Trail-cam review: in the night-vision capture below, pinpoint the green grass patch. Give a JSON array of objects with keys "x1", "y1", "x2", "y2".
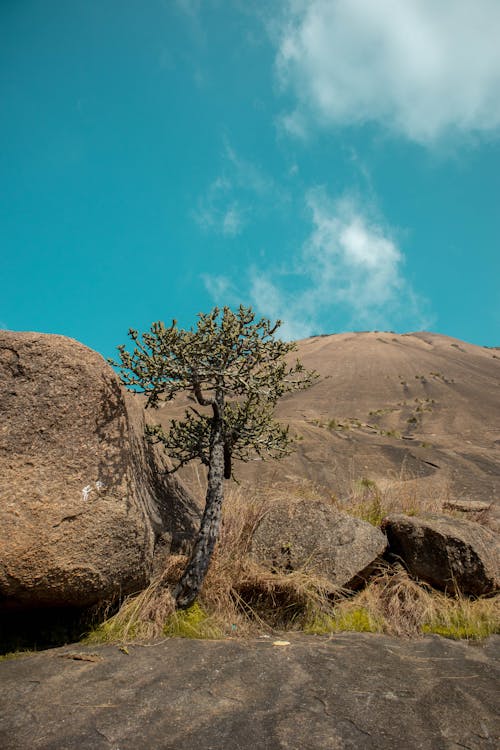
[
  {"x1": 421, "y1": 603, "x2": 500, "y2": 640},
  {"x1": 84, "y1": 617, "x2": 138, "y2": 645},
  {"x1": 304, "y1": 607, "x2": 385, "y2": 635},
  {"x1": 163, "y1": 603, "x2": 222, "y2": 639},
  {"x1": 348, "y1": 478, "x2": 384, "y2": 526}
]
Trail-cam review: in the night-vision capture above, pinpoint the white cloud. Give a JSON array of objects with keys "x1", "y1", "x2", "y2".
[
  {"x1": 304, "y1": 191, "x2": 405, "y2": 316},
  {"x1": 203, "y1": 188, "x2": 428, "y2": 340},
  {"x1": 175, "y1": 0, "x2": 201, "y2": 17},
  {"x1": 223, "y1": 142, "x2": 274, "y2": 196},
  {"x1": 248, "y1": 274, "x2": 316, "y2": 341},
  {"x1": 201, "y1": 274, "x2": 237, "y2": 304},
  {"x1": 222, "y1": 206, "x2": 243, "y2": 236},
  {"x1": 275, "y1": 0, "x2": 500, "y2": 143},
  {"x1": 193, "y1": 175, "x2": 246, "y2": 237},
  {"x1": 193, "y1": 143, "x2": 282, "y2": 236}
]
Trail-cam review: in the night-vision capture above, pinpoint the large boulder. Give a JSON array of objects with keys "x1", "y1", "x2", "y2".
[
  {"x1": 0, "y1": 331, "x2": 197, "y2": 609},
  {"x1": 382, "y1": 513, "x2": 500, "y2": 596},
  {"x1": 250, "y1": 499, "x2": 387, "y2": 589}
]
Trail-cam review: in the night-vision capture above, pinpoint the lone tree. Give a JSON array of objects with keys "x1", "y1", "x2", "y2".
[{"x1": 113, "y1": 306, "x2": 317, "y2": 609}]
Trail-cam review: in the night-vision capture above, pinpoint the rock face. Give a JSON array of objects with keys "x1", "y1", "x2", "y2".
[
  {"x1": 250, "y1": 499, "x2": 387, "y2": 589},
  {"x1": 443, "y1": 499, "x2": 492, "y2": 513},
  {"x1": 0, "y1": 331, "x2": 197, "y2": 609},
  {"x1": 1, "y1": 634, "x2": 498, "y2": 750},
  {"x1": 382, "y1": 513, "x2": 500, "y2": 596}
]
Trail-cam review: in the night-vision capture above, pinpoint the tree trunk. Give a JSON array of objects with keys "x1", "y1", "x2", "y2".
[
  {"x1": 223, "y1": 441, "x2": 232, "y2": 480},
  {"x1": 174, "y1": 400, "x2": 225, "y2": 609}
]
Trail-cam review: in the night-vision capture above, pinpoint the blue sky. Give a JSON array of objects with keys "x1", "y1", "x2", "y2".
[{"x1": 1, "y1": 0, "x2": 499, "y2": 357}]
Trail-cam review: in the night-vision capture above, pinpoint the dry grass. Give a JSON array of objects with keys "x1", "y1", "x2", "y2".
[
  {"x1": 332, "y1": 564, "x2": 500, "y2": 640},
  {"x1": 85, "y1": 481, "x2": 499, "y2": 644},
  {"x1": 188, "y1": 487, "x2": 336, "y2": 634},
  {"x1": 86, "y1": 486, "x2": 336, "y2": 642},
  {"x1": 84, "y1": 576, "x2": 177, "y2": 644},
  {"x1": 339, "y1": 467, "x2": 452, "y2": 526}
]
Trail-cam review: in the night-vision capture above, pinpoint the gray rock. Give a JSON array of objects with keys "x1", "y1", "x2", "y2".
[
  {"x1": 443, "y1": 499, "x2": 492, "y2": 513},
  {"x1": 382, "y1": 512, "x2": 500, "y2": 596},
  {"x1": 0, "y1": 331, "x2": 196, "y2": 609},
  {"x1": 250, "y1": 498, "x2": 387, "y2": 589},
  {"x1": 0, "y1": 634, "x2": 498, "y2": 750}
]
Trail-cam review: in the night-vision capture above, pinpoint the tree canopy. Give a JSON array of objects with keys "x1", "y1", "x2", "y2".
[{"x1": 113, "y1": 305, "x2": 318, "y2": 607}]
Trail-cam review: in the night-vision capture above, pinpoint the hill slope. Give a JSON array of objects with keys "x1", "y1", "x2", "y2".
[{"x1": 147, "y1": 331, "x2": 500, "y2": 509}]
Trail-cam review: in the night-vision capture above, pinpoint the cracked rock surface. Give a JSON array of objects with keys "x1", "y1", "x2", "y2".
[{"x1": 1, "y1": 633, "x2": 498, "y2": 749}]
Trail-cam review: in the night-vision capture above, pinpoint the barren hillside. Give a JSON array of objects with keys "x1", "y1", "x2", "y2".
[{"x1": 145, "y1": 331, "x2": 500, "y2": 509}]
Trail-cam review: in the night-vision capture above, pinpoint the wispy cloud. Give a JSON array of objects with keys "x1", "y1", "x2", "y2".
[
  {"x1": 248, "y1": 273, "x2": 314, "y2": 341},
  {"x1": 203, "y1": 188, "x2": 429, "y2": 340},
  {"x1": 175, "y1": 0, "x2": 201, "y2": 18},
  {"x1": 193, "y1": 142, "x2": 282, "y2": 236},
  {"x1": 223, "y1": 142, "x2": 274, "y2": 196},
  {"x1": 194, "y1": 176, "x2": 246, "y2": 237},
  {"x1": 201, "y1": 273, "x2": 238, "y2": 305},
  {"x1": 275, "y1": 0, "x2": 500, "y2": 144}
]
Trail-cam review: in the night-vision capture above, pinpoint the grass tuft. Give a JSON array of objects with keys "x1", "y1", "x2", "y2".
[
  {"x1": 338, "y1": 466, "x2": 455, "y2": 525},
  {"x1": 304, "y1": 606, "x2": 384, "y2": 635},
  {"x1": 163, "y1": 602, "x2": 222, "y2": 639},
  {"x1": 348, "y1": 477, "x2": 384, "y2": 525},
  {"x1": 338, "y1": 565, "x2": 500, "y2": 639},
  {"x1": 84, "y1": 577, "x2": 176, "y2": 644},
  {"x1": 421, "y1": 596, "x2": 500, "y2": 640}
]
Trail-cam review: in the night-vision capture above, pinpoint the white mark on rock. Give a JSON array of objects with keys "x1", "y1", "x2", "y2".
[
  {"x1": 82, "y1": 485, "x2": 93, "y2": 501},
  {"x1": 383, "y1": 691, "x2": 399, "y2": 701}
]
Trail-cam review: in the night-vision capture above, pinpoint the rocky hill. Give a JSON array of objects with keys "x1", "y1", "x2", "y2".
[{"x1": 149, "y1": 331, "x2": 500, "y2": 512}]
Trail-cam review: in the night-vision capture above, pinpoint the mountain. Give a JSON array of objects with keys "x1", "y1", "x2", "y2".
[{"x1": 146, "y1": 331, "x2": 500, "y2": 511}]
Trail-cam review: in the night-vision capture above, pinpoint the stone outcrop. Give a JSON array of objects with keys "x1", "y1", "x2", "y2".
[
  {"x1": 382, "y1": 512, "x2": 500, "y2": 596},
  {"x1": 2, "y1": 634, "x2": 498, "y2": 750},
  {"x1": 250, "y1": 498, "x2": 387, "y2": 589},
  {"x1": 0, "y1": 330, "x2": 197, "y2": 610},
  {"x1": 443, "y1": 499, "x2": 492, "y2": 513}
]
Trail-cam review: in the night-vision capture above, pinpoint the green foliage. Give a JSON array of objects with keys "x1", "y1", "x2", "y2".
[
  {"x1": 357, "y1": 477, "x2": 378, "y2": 491},
  {"x1": 113, "y1": 306, "x2": 318, "y2": 609},
  {"x1": 163, "y1": 603, "x2": 222, "y2": 639},
  {"x1": 112, "y1": 306, "x2": 317, "y2": 476},
  {"x1": 380, "y1": 429, "x2": 401, "y2": 438},
  {"x1": 84, "y1": 602, "x2": 223, "y2": 642},
  {"x1": 350, "y1": 478, "x2": 384, "y2": 526},
  {"x1": 84, "y1": 619, "x2": 135, "y2": 645},
  {"x1": 304, "y1": 607, "x2": 384, "y2": 635},
  {"x1": 421, "y1": 605, "x2": 500, "y2": 640}
]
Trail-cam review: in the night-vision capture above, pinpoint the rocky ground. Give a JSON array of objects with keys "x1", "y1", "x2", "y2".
[{"x1": 1, "y1": 634, "x2": 498, "y2": 750}]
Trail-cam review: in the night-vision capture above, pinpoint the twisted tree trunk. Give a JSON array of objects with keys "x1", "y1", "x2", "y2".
[{"x1": 174, "y1": 397, "x2": 225, "y2": 609}]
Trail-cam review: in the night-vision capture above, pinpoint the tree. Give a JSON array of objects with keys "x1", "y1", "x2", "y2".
[{"x1": 113, "y1": 305, "x2": 317, "y2": 609}]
